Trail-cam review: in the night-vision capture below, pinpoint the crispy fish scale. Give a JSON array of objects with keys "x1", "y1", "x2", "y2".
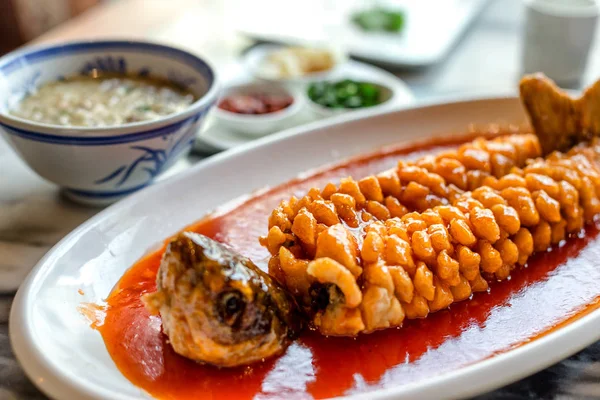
[
  {"x1": 262, "y1": 134, "x2": 542, "y2": 266},
  {"x1": 266, "y1": 124, "x2": 600, "y2": 335},
  {"x1": 287, "y1": 142, "x2": 600, "y2": 335}
]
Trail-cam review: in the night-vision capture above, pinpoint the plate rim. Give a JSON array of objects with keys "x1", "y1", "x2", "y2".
[{"x1": 11, "y1": 93, "x2": 600, "y2": 400}]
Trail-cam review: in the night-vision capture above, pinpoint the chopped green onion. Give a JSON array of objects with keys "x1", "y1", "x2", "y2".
[
  {"x1": 352, "y1": 7, "x2": 405, "y2": 33},
  {"x1": 308, "y1": 80, "x2": 384, "y2": 110}
]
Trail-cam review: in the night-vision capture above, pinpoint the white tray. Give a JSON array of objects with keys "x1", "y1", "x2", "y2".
[
  {"x1": 237, "y1": 0, "x2": 491, "y2": 67},
  {"x1": 197, "y1": 59, "x2": 414, "y2": 151}
]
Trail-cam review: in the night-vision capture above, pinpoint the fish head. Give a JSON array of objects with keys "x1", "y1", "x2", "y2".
[{"x1": 144, "y1": 232, "x2": 301, "y2": 367}]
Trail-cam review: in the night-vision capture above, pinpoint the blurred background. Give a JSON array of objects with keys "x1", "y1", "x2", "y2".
[
  {"x1": 0, "y1": 0, "x2": 99, "y2": 54},
  {"x1": 1, "y1": 0, "x2": 598, "y2": 98}
]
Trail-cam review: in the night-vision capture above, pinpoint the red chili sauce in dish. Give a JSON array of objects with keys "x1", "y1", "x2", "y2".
[
  {"x1": 96, "y1": 131, "x2": 600, "y2": 400},
  {"x1": 218, "y1": 93, "x2": 293, "y2": 115}
]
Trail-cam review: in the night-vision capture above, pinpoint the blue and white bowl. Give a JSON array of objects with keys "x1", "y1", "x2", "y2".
[{"x1": 0, "y1": 40, "x2": 218, "y2": 206}]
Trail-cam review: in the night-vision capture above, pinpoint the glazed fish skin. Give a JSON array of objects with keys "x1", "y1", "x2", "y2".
[{"x1": 143, "y1": 232, "x2": 301, "y2": 367}]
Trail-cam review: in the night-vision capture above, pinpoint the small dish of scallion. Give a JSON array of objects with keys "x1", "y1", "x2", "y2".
[{"x1": 306, "y1": 79, "x2": 394, "y2": 118}]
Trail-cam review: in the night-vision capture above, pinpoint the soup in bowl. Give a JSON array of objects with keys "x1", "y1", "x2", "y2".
[
  {"x1": 10, "y1": 74, "x2": 197, "y2": 127},
  {"x1": 0, "y1": 40, "x2": 218, "y2": 205}
]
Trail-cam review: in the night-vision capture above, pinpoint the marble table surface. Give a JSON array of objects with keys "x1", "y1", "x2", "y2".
[{"x1": 3, "y1": 0, "x2": 600, "y2": 398}]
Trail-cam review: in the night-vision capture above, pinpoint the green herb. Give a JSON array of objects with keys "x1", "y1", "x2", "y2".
[
  {"x1": 352, "y1": 7, "x2": 405, "y2": 33},
  {"x1": 308, "y1": 80, "x2": 384, "y2": 109}
]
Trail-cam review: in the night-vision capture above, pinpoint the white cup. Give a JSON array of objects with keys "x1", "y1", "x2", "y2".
[{"x1": 522, "y1": 0, "x2": 599, "y2": 86}]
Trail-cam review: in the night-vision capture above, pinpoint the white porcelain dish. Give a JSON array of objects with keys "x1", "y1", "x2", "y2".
[
  {"x1": 10, "y1": 94, "x2": 600, "y2": 399},
  {"x1": 199, "y1": 59, "x2": 413, "y2": 150},
  {"x1": 0, "y1": 40, "x2": 218, "y2": 206},
  {"x1": 237, "y1": 0, "x2": 491, "y2": 67},
  {"x1": 212, "y1": 81, "x2": 303, "y2": 137}
]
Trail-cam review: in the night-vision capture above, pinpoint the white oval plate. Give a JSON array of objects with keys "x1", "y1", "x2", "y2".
[{"x1": 11, "y1": 96, "x2": 600, "y2": 400}]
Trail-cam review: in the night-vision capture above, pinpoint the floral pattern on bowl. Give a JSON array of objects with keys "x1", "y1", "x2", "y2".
[{"x1": 94, "y1": 115, "x2": 201, "y2": 188}]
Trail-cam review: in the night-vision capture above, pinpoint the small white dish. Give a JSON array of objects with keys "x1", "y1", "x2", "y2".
[
  {"x1": 244, "y1": 43, "x2": 346, "y2": 86},
  {"x1": 0, "y1": 40, "x2": 218, "y2": 206},
  {"x1": 10, "y1": 95, "x2": 600, "y2": 400},
  {"x1": 522, "y1": 0, "x2": 599, "y2": 86},
  {"x1": 212, "y1": 81, "x2": 303, "y2": 137},
  {"x1": 305, "y1": 80, "x2": 395, "y2": 119},
  {"x1": 199, "y1": 59, "x2": 413, "y2": 151}
]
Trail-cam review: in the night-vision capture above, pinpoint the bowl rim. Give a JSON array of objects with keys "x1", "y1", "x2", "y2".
[
  {"x1": 0, "y1": 40, "x2": 219, "y2": 137},
  {"x1": 213, "y1": 81, "x2": 303, "y2": 123}
]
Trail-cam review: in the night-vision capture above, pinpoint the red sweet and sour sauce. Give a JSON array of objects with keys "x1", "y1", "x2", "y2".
[{"x1": 96, "y1": 132, "x2": 600, "y2": 400}]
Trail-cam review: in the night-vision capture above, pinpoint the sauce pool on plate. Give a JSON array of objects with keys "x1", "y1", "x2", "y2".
[
  {"x1": 94, "y1": 131, "x2": 600, "y2": 399},
  {"x1": 10, "y1": 74, "x2": 195, "y2": 127}
]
